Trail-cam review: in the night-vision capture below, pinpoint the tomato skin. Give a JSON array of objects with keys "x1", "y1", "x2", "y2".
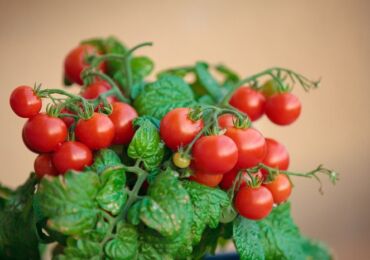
[
  {"x1": 265, "y1": 93, "x2": 301, "y2": 125},
  {"x1": 75, "y1": 113, "x2": 115, "y2": 150},
  {"x1": 263, "y1": 174, "x2": 292, "y2": 204},
  {"x1": 160, "y1": 108, "x2": 204, "y2": 150},
  {"x1": 81, "y1": 80, "x2": 117, "y2": 104},
  {"x1": 34, "y1": 154, "x2": 58, "y2": 178},
  {"x1": 220, "y1": 168, "x2": 263, "y2": 190},
  {"x1": 172, "y1": 152, "x2": 191, "y2": 168},
  {"x1": 52, "y1": 141, "x2": 93, "y2": 174},
  {"x1": 235, "y1": 186, "x2": 273, "y2": 220},
  {"x1": 22, "y1": 113, "x2": 67, "y2": 153},
  {"x1": 192, "y1": 135, "x2": 238, "y2": 174},
  {"x1": 190, "y1": 169, "x2": 223, "y2": 187},
  {"x1": 225, "y1": 127, "x2": 266, "y2": 169},
  {"x1": 261, "y1": 138, "x2": 290, "y2": 177},
  {"x1": 230, "y1": 87, "x2": 266, "y2": 121},
  {"x1": 218, "y1": 113, "x2": 236, "y2": 129},
  {"x1": 64, "y1": 45, "x2": 105, "y2": 85},
  {"x1": 109, "y1": 102, "x2": 138, "y2": 145},
  {"x1": 10, "y1": 86, "x2": 42, "y2": 118}
]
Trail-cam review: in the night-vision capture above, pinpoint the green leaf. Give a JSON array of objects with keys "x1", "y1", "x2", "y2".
[
  {"x1": 62, "y1": 237, "x2": 102, "y2": 259},
  {"x1": 157, "y1": 66, "x2": 194, "y2": 79},
  {"x1": 81, "y1": 37, "x2": 107, "y2": 52},
  {"x1": 127, "y1": 118, "x2": 164, "y2": 170},
  {"x1": 104, "y1": 36, "x2": 127, "y2": 74},
  {"x1": 134, "y1": 75, "x2": 196, "y2": 119},
  {"x1": 35, "y1": 171, "x2": 101, "y2": 235},
  {"x1": 195, "y1": 62, "x2": 223, "y2": 102},
  {"x1": 104, "y1": 223, "x2": 138, "y2": 260},
  {"x1": 128, "y1": 169, "x2": 192, "y2": 238},
  {"x1": 233, "y1": 202, "x2": 330, "y2": 260},
  {"x1": 88, "y1": 149, "x2": 122, "y2": 174},
  {"x1": 132, "y1": 56, "x2": 154, "y2": 80},
  {"x1": 215, "y1": 64, "x2": 240, "y2": 84},
  {"x1": 96, "y1": 167, "x2": 127, "y2": 215},
  {"x1": 182, "y1": 181, "x2": 230, "y2": 245}
]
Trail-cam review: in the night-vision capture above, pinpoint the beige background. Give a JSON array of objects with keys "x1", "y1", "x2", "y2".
[{"x1": 0, "y1": 0, "x2": 369, "y2": 258}]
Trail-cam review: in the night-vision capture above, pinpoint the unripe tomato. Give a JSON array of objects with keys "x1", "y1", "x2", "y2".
[
  {"x1": 263, "y1": 174, "x2": 292, "y2": 204},
  {"x1": 10, "y1": 86, "x2": 42, "y2": 118},
  {"x1": 160, "y1": 108, "x2": 204, "y2": 151},
  {"x1": 190, "y1": 169, "x2": 223, "y2": 187},
  {"x1": 22, "y1": 113, "x2": 67, "y2": 153},
  {"x1": 218, "y1": 113, "x2": 236, "y2": 129},
  {"x1": 52, "y1": 141, "x2": 93, "y2": 174},
  {"x1": 34, "y1": 154, "x2": 58, "y2": 178},
  {"x1": 172, "y1": 152, "x2": 191, "y2": 168},
  {"x1": 192, "y1": 135, "x2": 238, "y2": 175},
  {"x1": 64, "y1": 45, "x2": 105, "y2": 85},
  {"x1": 261, "y1": 138, "x2": 290, "y2": 177},
  {"x1": 230, "y1": 87, "x2": 266, "y2": 121},
  {"x1": 75, "y1": 112, "x2": 115, "y2": 150},
  {"x1": 265, "y1": 93, "x2": 301, "y2": 125},
  {"x1": 235, "y1": 186, "x2": 273, "y2": 220},
  {"x1": 225, "y1": 127, "x2": 266, "y2": 169},
  {"x1": 109, "y1": 102, "x2": 138, "y2": 145}
]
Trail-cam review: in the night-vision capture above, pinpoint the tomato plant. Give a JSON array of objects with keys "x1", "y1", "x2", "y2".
[
  {"x1": 261, "y1": 138, "x2": 290, "y2": 177},
  {"x1": 81, "y1": 80, "x2": 117, "y2": 103},
  {"x1": 109, "y1": 102, "x2": 138, "y2": 145},
  {"x1": 220, "y1": 168, "x2": 263, "y2": 190},
  {"x1": 10, "y1": 86, "x2": 42, "y2": 118},
  {"x1": 160, "y1": 107, "x2": 203, "y2": 150},
  {"x1": 34, "y1": 154, "x2": 58, "y2": 178},
  {"x1": 190, "y1": 169, "x2": 223, "y2": 187},
  {"x1": 218, "y1": 113, "x2": 236, "y2": 129},
  {"x1": 265, "y1": 93, "x2": 301, "y2": 125},
  {"x1": 263, "y1": 174, "x2": 292, "y2": 204},
  {"x1": 75, "y1": 112, "x2": 115, "y2": 150},
  {"x1": 22, "y1": 113, "x2": 67, "y2": 153}
]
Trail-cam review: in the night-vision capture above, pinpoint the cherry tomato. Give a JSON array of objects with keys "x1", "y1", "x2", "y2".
[
  {"x1": 160, "y1": 108, "x2": 204, "y2": 150},
  {"x1": 192, "y1": 135, "x2": 238, "y2": 174},
  {"x1": 34, "y1": 154, "x2": 58, "y2": 178},
  {"x1": 190, "y1": 169, "x2": 223, "y2": 187},
  {"x1": 64, "y1": 45, "x2": 105, "y2": 85},
  {"x1": 81, "y1": 80, "x2": 117, "y2": 103},
  {"x1": 75, "y1": 112, "x2": 115, "y2": 150},
  {"x1": 235, "y1": 185, "x2": 273, "y2": 220},
  {"x1": 22, "y1": 113, "x2": 67, "y2": 153},
  {"x1": 265, "y1": 93, "x2": 301, "y2": 125},
  {"x1": 229, "y1": 87, "x2": 266, "y2": 121},
  {"x1": 10, "y1": 86, "x2": 42, "y2": 118},
  {"x1": 172, "y1": 152, "x2": 191, "y2": 168},
  {"x1": 263, "y1": 174, "x2": 292, "y2": 204},
  {"x1": 109, "y1": 102, "x2": 138, "y2": 145},
  {"x1": 225, "y1": 127, "x2": 266, "y2": 169},
  {"x1": 220, "y1": 168, "x2": 263, "y2": 190},
  {"x1": 60, "y1": 108, "x2": 76, "y2": 128},
  {"x1": 261, "y1": 138, "x2": 290, "y2": 177},
  {"x1": 218, "y1": 113, "x2": 236, "y2": 129},
  {"x1": 52, "y1": 141, "x2": 93, "y2": 174}
]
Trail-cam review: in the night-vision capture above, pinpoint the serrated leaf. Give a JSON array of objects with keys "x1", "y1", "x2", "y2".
[
  {"x1": 195, "y1": 62, "x2": 223, "y2": 102},
  {"x1": 88, "y1": 149, "x2": 122, "y2": 174},
  {"x1": 104, "y1": 223, "x2": 138, "y2": 260},
  {"x1": 128, "y1": 118, "x2": 164, "y2": 170},
  {"x1": 182, "y1": 181, "x2": 230, "y2": 245},
  {"x1": 96, "y1": 167, "x2": 127, "y2": 215},
  {"x1": 62, "y1": 237, "x2": 102, "y2": 259},
  {"x1": 36, "y1": 171, "x2": 101, "y2": 235},
  {"x1": 134, "y1": 75, "x2": 196, "y2": 119}
]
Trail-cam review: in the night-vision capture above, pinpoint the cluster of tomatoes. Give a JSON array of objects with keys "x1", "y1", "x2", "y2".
[{"x1": 160, "y1": 83, "x2": 298, "y2": 220}]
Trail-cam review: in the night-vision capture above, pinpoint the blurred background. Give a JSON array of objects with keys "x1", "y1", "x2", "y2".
[{"x1": 0, "y1": 0, "x2": 369, "y2": 258}]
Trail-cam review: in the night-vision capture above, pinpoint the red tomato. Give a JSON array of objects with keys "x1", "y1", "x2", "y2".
[
  {"x1": 261, "y1": 138, "x2": 290, "y2": 177},
  {"x1": 75, "y1": 112, "x2": 115, "y2": 150},
  {"x1": 218, "y1": 113, "x2": 236, "y2": 129},
  {"x1": 64, "y1": 45, "x2": 105, "y2": 85},
  {"x1": 22, "y1": 113, "x2": 67, "y2": 153},
  {"x1": 192, "y1": 135, "x2": 238, "y2": 174},
  {"x1": 52, "y1": 141, "x2": 93, "y2": 174},
  {"x1": 229, "y1": 87, "x2": 266, "y2": 121},
  {"x1": 10, "y1": 86, "x2": 42, "y2": 118},
  {"x1": 263, "y1": 174, "x2": 292, "y2": 204},
  {"x1": 34, "y1": 154, "x2": 58, "y2": 178},
  {"x1": 225, "y1": 127, "x2": 266, "y2": 169},
  {"x1": 109, "y1": 102, "x2": 138, "y2": 145},
  {"x1": 60, "y1": 108, "x2": 76, "y2": 128},
  {"x1": 160, "y1": 108, "x2": 204, "y2": 150},
  {"x1": 265, "y1": 93, "x2": 301, "y2": 125},
  {"x1": 81, "y1": 80, "x2": 117, "y2": 103},
  {"x1": 220, "y1": 168, "x2": 263, "y2": 190},
  {"x1": 190, "y1": 169, "x2": 223, "y2": 187},
  {"x1": 235, "y1": 185, "x2": 273, "y2": 220}
]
